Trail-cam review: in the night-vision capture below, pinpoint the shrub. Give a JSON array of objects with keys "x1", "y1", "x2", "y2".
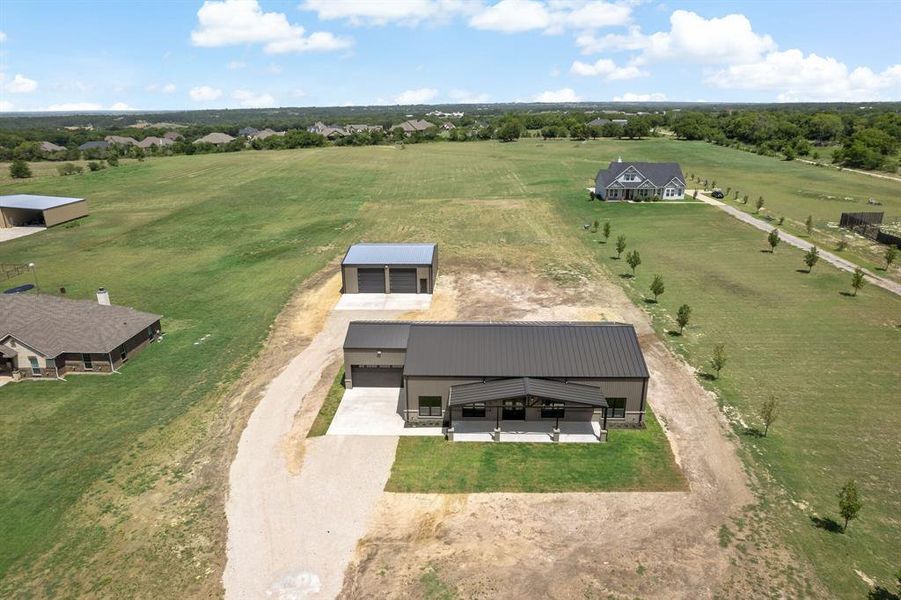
[
  {"x1": 87, "y1": 161, "x2": 105, "y2": 172},
  {"x1": 57, "y1": 163, "x2": 83, "y2": 176},
  {"x1": 10, "y1": 159, "x2": 31, "y2": 179}
]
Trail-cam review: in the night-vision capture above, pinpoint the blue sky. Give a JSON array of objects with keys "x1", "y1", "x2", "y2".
[{"x1": 1, "y1": 0, "x2": 899, "y2": 111}]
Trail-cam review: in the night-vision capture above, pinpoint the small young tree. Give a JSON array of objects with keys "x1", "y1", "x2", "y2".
[
  {"x1": 591, "y1": 218, "x2": 599, "y2": 233},
  {"x1": 602, "y1": 221, "x2": 611, "y2": 242},
  {"x1": 884, "y1": 246, "x2": 898, "y2": 270},
  {"x1": 9, "y1": 159, "x2": 31, "y2": 179},
  {"x1": 649, "y1": 274, "x2": 665, "y2": 301},
  {"x1": 836, "y1": 237, "x2": 848, "y2": 251},
  {"x1": 626, "y1": 249, "x2": 641, "y2": 276},
  {"x1": 778, "y1": 216, "x2": 785, "y2": 226},
  {"x1": 733, "y1": 190, "x2": 740, "y2": 201},
  {"x1": 755, "y1": 196, "x2": 765, "y2": 214},
  {"x1": 703, "y1": 178, "x2": 708, "y2": 190},
  {"x1": 711, "y1": 180, "x2": 717, "y2": 189},
  {"x1": 615, "y1": 234, "x2": 627, "y2": 258},
  {"x1": 837, "y1": 480, "x2": 862, "y2": 532},
  {"x1": 725, "y1": 186, "x2": 731, "y2": 197},
  {"x1": 692, "y1": 190, "x2": 698, "y2": 200},
  {"x1": 804, "y1": 246, "x2": 820, "y2": 273},
  {"x1": 676, "y1": 304, "x2": 691, "y2": 334},
  {"x1": 759, "y1": 395, "x2": 778, "y2": 436},
  {"x1": 107, "y1": 155, "x2": 119, "y2": 167},
  {"x1": 742, "y1": 194, "x2": 749, "y2": 205},
  {"x1": 710, "y1": 343, "x2": 727, "y2": 378},
  {"x1": 768, "y1": 228, "x2": 781, "y2": 253},
  {"x1": 805, "y1": 215, "x2": 814, "y2": 236},
  {"x1": 851, "y1": 267, "x2": 866, "y2": 296}
]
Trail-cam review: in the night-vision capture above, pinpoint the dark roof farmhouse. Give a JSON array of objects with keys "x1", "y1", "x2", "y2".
[
  {"x1": 341, "y1": 243, "x2": 438, "y2": 294},
  {"x1": 0, "y1": 194, "x2": 88, "y2": 228},
  {"x1": 0, "y1": 291, "x2": 162, "y2": 379},
  {"x1": 595, "y1": 160, "x2": 685, "y2": 201},
  {"x1": 343, "y1": 321, "x2": 649, "y2": 430}
]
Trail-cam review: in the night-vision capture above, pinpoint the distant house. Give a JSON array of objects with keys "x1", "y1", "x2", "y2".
[
  {"x1": 39, "y1": 141, "x2": 67, "y2": 153},
  {"x1": 78, "y1": 141, "x2": 109, "y2": 151},
  {"x1": 441, "y1": 122, "x2": 456, "y2": 130},
  {"x1": 345, "y1": 124, "x2": 383, "y2": 134},
  {"x1": 0, "y1": 194, "x2": 89, "y2": 228},
  {"x1": 136, "y1": 136, "x2": 175, "y2": 149},
  {"x1": 587, "y1": 118, "x2": 610, "y2": 127},
  {"x1": 104, "y1": 135, "x2": 139, "y2": 147},
  {"x1": 162, "y1": 131, "x2": 183, "y2": 141},
  {"x1": 0, "y1": 291, "x2": 161, "y2": 379},
  {"x1": 238, "y1": 127, "x2": 259, "y2": 137},
  {"x1": 251, "y1": 128, "x2": 286, "y2": 141},
  {"x1": 594, "y1": 160, "x2": 685, "y2": 201},
  {"x1": 611, "y1": 119, "x2": 628, "y2": 126},
  {"x1": 395, "y1": 119, "x2": 434, "y2": 134},
  {"x1": 194, "y1": 132, "x2": 236, "y2": 145}
]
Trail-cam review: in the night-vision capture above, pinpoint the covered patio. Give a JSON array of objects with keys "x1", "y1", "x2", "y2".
[{"x1": 445, "y1": 377, "x2": 610, "y2": 443}]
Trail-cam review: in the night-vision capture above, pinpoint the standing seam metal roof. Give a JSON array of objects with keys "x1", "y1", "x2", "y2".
[
  {"x1": 343, "y1": 321, "x2": 412, "y2": 349},
  {"x1": 448, "y1": 377, "x2": 607, "y2": 407},
  {"x1": 342, "y1": 243, "x2": 436, "y2": 266},
  {"x1": 0, "y1": 195, "x2": 84, "y2": 210}
]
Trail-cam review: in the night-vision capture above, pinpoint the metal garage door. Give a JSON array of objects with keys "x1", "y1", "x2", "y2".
[
  {"x1": 352, "y1": 366, "x2": 403, "y2": 387},
  {"x1": 388, "y1": 268, "x2": 417, "y2": 293},
  {"x1": 357, "y1": 268, "x2": 386, "y2": 293}
]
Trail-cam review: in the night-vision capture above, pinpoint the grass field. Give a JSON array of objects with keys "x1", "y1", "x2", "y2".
[
  {"x1": 387, "y1": 410, "x2": 685, "y2": 493},
  {"x1": 0, "y1": 139, "x2": 898, "y2": 597}
]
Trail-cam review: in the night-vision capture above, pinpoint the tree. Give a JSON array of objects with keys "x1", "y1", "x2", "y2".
[
  {"x1": 837, "y1": 480, "x2": 862, "y2": 532},
  {"x1": 602, "y1": 221, "x2": 611, "y2": 242},
  {"x1": 768, "y1": 228, "x2": 781, "y2": 253},
  {"x1": 9, "y1": 159, "x2": 31, "y2": 179},
  {"x1": 710, "y1": 343, "x2": 727, "y2": 378},
  {"x1": 805, "y1": 215, "x2": 814, "y2": 236},
  {"x1": 885, "y1": 246, "x2": 898, "y2": 270},
  {"x1": 804, "y1": 246, "x2": 819, "y2": 273},
  {"x1": 755, "y1": 196, "x2": 765, "y2": 213},
  {"x1": 626, "y1": 250, "x2": 641, "y2": 276},
  {"x1": 676, "y1": 304, "x2": 691, "y2": 334},
  {"x1": 649, "y1": 274, "x2": 665, "y2": 301},
  {"x1": 591, "y1": 218, "x2": 599, "y2": 233},
  {"x1": 742, "y1": 194, "x2": 749, "y2": 205},
  {"x1": 107, "y1": 155, "x2": 119, "y2": 167},
  {"x1": 615, "y1": 234, "x2": 627, "y2": 258},
  {"x1": 759, "y1": 396, "x2": 778, "y2": 436},
  {"x1": 851, "y1": 267, "x2": 866, "y2": 296},
  {"x1": 496, "y1": 120, "x2": 523, "y2": 142}
]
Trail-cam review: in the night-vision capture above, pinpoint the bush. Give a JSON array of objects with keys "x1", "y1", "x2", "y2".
[
  {"x1": 107, "y1": 155, "x2": 119, "y2": 167},
  {"x1": 87, "y1": 161, "x2": 105, "y2": 172},
  {"x1": 9, "y1": 159, "x2": 32, "y2": 179},
  {"x1": 57, "y1": 163, "x2": 83, "y2": 176}
]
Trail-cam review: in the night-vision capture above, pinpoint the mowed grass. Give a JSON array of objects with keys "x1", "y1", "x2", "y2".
[
  {"x1": 0, "y1": 139, "x2": 897, "y2": 597},
  {"x1": 559, "y1": 199, "x2": 901, "y2": 597},
  {"x1": 387, "y1": 410, "x2": 685, "y2": 493}
]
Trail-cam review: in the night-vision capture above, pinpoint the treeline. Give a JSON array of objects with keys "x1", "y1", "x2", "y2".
[{"x1": 669, "y1": 110, "x2": 901, "y2": 170}]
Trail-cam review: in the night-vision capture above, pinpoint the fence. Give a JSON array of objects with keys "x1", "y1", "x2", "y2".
[{"x1": 839, "y1": 212, "x2": 901, "y2": 248}]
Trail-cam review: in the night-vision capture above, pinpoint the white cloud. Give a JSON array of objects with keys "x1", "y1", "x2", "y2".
[
  {"x1": 265, "y1": 64, "x2": 283, "y2": 75},
  {"x1": 394, "y1": 87, "x2": 439, "y2": 104},
  {"x1": 448, "y1": 88, "x2": 490, "y2": 103},
  {"x1": 470, "y1": 0, "x2": 630, "y2": 34},
  {"x1": 190, "y1": 85, "x2": 223, "y2": 101},
  {"x1": 533, "y1": 87, "x2": 582, "y2": 102},
  {"x1": 302, "y1": 0, "x2": 472, "y2": 26},
  {"x1": 0, "y1": 100, "x2": 13, "y2": 111},
  {"x1": 43, "y1": 102, "x2": 103, "y2": 111},
  {"x1": 570, "y1": 58, "x2": 645, "y2": 80},
  {"x1": 109, "y1": 102, "x2": 133, "y2": 111},
  {"x1": 0, "y1": 31, "x2": 6, "y2": 42},
  {"x1": 6, "y1": 73, "x2": 38, "y2": 93},
  {"x1": 612, "y1": 92, "x2": 667, "y2": 101},
  {"x1": 227, "y1": 60, "x2": 247, "y2": 70},
  {"x1": 708, "y1": 50, "x2": 901, "y2": 101},
  {"x1": 191, "y1": 0, "x2": 351, "y2": 54},
  {"x1": 163, "y1": 83, "x2": 176, "y2": 93},
  {"x1": 233, "y1": 89, "x2": 277, "y2": 108},
  {"x1": 576, "y1": 25, "x2": 646, "y2": 54},
  {"x1": 292, "y1": 88, "x2": 307, "y2": 98}
]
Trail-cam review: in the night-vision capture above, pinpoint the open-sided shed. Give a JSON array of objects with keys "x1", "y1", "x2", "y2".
[{"x1": 0, "y1": 195, "x2": 88, "y2": 228}]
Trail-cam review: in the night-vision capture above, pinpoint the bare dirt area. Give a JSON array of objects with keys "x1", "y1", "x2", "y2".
[{"x1": 336, "y1": 264, "x2": 812, "y2": 599}]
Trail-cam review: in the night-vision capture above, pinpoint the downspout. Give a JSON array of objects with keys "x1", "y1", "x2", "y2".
[
  {"x1": 109, "y1": 352, "x2": 119, "y2": 374},
  {"x1": 638, "y1": 378, "x2": 647, "y2": 425}
]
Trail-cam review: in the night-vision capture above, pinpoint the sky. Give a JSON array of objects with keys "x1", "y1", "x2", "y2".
[{"x1": 0, "y1": 0, "x2": 900, "y2": 112}]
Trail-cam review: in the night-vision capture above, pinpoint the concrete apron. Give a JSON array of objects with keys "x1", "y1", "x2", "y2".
[
  {"x1": 450, "y1": 420, "x2": 603, "y2": 443},
  {"x1": 335, "y1": 293, "x2": 432, "y2": 311}
]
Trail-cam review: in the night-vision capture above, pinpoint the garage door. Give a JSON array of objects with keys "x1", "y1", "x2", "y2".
[
  {"x1": 388, "y1": 268, "x2": 417, "y2": 293},
  {"x1": 357, "y1": 268, "x2": 386, "y2": 293},
  {"x1": 352, "y1": 366, "x2": 403, "y2": 387}
]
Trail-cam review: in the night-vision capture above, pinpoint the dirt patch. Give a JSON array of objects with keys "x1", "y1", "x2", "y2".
[{"x1": 337, "y1": 262, "x2": 819, "y2": 599}]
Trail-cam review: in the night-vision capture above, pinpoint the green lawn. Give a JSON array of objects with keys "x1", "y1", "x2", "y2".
[
  {"x1": 0, "y1": 139, "x2": 898, "y2": 597},
  {"x1": 387, "y1": 410, "x2": 685, "y2": 493}
]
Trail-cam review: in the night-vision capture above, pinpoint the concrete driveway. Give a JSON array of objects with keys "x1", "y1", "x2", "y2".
[
  {"x1": 0, "y1": 226, "x2": 44, "y2": 243},
  {"x1": 335, "y1": 293, "x2": 432, "y2": 311},
  {"x1": 327, "y1": 387, "x2": 443, "y2": 436}
]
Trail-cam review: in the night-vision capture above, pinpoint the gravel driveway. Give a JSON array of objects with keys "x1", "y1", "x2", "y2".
[
  {"x1": 695, "y1": 190, "x2": 901, "y2": 296},
  {"x1": 223, "y1": 308, "x2": 404, "y2": 599}
]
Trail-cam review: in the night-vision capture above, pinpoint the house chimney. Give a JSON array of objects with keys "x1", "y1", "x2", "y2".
[{"x1": 96, "y1": 287, "x2": 110, "y2": 305}]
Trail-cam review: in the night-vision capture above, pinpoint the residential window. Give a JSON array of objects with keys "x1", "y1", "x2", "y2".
[
  {"x1": 28, "y1": 356, "x2": 41, "y2": 377},
  {"x1": 540, "y1": 401, "x2": 565, "y2": 419},
  {"x1": 418, "y1": 396, "x2": 442, "y2": 417},
  {"x1": 607, "y1": 398, "x2": 627, "y2": 418},
  {"x1": 120, "y1": 346, "x2": 128, "y2": 362},
  {"x1": 83, "y1": 353, "x2": 93, "y2": 371},
  {"x1": 677, "y1": 188, "x2": 684, "y2": 196},
  {"x1": 461, "y1": 402, "x2": 486, "y2": 418}
]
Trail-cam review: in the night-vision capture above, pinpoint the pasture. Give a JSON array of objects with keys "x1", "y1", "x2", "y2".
[{"x1": 0, "y1": 139, "x2": 897, "y2": 598}]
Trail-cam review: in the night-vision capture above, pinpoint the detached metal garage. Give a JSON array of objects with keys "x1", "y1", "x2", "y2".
[
  {"x1": 341, "y1": 243, "x2": 438, "y2": 294},
  {"x1": 0, "y1": 195, "x2": 88, "y2": 229}
]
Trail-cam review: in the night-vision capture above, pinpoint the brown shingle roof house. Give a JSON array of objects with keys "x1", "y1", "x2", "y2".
[
  {"x1": 194, "y1": 132, "x2": 236, "y2": 145},
  {"x1": 0, "y1": 291, "x2": 162, "y2": 379}
]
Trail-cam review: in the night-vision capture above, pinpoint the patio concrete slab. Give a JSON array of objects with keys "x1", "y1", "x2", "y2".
[
  {"x1": 0, "y1": 226, "x2": 44, "y2": 243},
  {"x1": 335, "y1": 293, "x2": 432, "y2": 311},
  {"x1": 327, "y1": 387, "x2": 443, "y2": 437},
  {"x1": 452, "y1": 420, "x2": 601, "y2": 443}
]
